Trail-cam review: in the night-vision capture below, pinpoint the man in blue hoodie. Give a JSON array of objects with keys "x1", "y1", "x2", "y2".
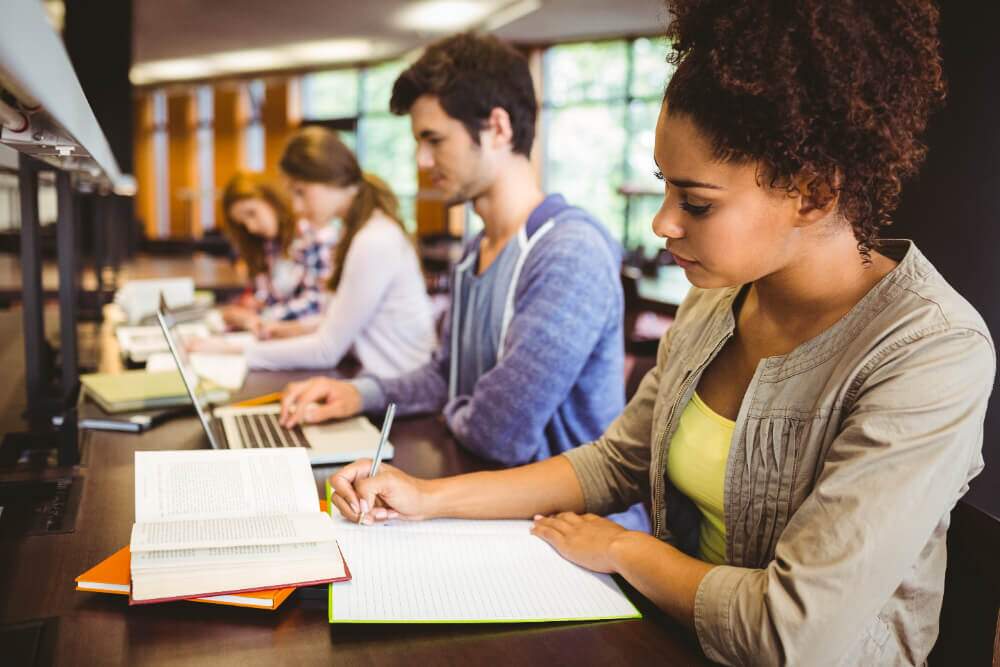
[{"x1": 280, "y1": 33, "x2": 639, "y2": 526}]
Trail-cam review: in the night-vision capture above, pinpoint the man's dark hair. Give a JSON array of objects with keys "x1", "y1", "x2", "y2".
[{"x1": 390, "y1": 32, "x2": 538, "y2": 157}]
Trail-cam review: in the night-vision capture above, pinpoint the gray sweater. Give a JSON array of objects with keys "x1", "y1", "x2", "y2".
[{"x1": 354, "y1": 194, "x2": 626, "y2": 466}]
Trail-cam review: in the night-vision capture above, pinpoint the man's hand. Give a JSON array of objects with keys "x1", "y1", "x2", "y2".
[{"x1": 279, "y1": 377, "x2": 363, "y2": 427}]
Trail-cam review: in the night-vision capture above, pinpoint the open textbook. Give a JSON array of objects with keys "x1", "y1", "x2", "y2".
[
  {"x1": 326, "y1": 485, "x2": 640, "y2": 623},
  {"x1": 130, "y1": 448, "x2": 349, "y2": 604}
]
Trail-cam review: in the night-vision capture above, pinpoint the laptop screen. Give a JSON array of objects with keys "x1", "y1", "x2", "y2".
[{"x1": 155, "y1": 295, "x2": 223, "y2": 449}]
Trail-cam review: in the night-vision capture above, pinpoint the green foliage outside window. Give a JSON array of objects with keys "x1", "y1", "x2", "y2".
[
  {"x1": 362, "y1": 60, "x2": 409, "y2": 114},
  {"x1": 544, "y1": 37, "x2": 674, "y2": 256},
  {"x1": 545, "y1": 41, "x2": 628, "y2": 105},
  {"x1": 359, "y1": 113, "x2": 417, "y2": 232},
  {"x1": 632, "y1": 36, "x2": 674, "y2": 99},
  {"x1": 301, "y1": 68, "x2": 359, "y2": 120},
  {"x1": 545, "y1": 104, "x2": 627, "y2": 240}
]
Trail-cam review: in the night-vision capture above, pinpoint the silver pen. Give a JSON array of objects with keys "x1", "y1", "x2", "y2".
[{"x1": 358, "y1": 402, "x2": 396, "y2": 525}]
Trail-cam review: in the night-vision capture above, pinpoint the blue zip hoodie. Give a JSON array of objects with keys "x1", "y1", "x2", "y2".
[{"x1": 353, "y1": 195, "x2": 625, "y2": 466}]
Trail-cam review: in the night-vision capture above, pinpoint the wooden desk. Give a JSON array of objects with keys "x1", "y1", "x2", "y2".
[{"x1": 0, "y1": 317, "x2": 709, "y2": 665}]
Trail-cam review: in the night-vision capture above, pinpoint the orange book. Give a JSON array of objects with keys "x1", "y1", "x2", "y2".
[
  {"x1": 75, "y1": 547, "x2": 296, "y2": 610},
  {"x1": 76, "y1": 500, "x2": 332, "y2": 610}
]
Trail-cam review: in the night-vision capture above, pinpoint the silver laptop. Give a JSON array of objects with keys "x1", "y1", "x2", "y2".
[{"x1": 155, "y1": 297, "x2": 393, "y2": 466}]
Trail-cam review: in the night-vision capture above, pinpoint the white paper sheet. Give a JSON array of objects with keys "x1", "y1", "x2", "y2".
[
  {"x1": 144, "y1": 352, "x2": 177, "y2": 372},
  {"x1": 189, "y1": 352, "x2": 248, "y2": 390},
  {"x1": 329, "y1": 517, "x2": 640, "y2": 623}
]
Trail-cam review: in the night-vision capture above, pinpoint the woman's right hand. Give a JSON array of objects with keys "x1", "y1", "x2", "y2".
[{"x1": 328, "y1": 460, "x2": 435, "y2": 524}]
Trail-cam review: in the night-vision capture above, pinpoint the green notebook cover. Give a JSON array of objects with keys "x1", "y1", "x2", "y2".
[
  {"x1": 80, "y1": 370, "x2": 227, "y2": 414},
  {"x1": 326, "y1": 481, "x2": 642, "y2": 624}
]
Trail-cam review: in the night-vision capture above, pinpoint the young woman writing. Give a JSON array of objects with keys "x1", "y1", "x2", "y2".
[{"x1": 322, "y1": 2, "x2": 994, "y2": 664}]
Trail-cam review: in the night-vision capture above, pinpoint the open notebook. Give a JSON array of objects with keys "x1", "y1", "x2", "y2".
[{"x1": 326, "y1": 483, "x2": 640, "y2": 623}]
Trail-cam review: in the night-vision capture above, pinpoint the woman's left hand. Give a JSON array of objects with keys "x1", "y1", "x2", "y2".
[{"x1": 530, "y1": 512, "x2": 626, "y2": 574}]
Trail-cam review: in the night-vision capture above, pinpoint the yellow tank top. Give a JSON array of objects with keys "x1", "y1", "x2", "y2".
[{"x1": 666, "y1": 391, "x2": 735, "y2": 565}]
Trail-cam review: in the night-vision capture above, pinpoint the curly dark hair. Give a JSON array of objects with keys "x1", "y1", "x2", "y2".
[
  {"x1": 390, "y1": 32, "x2": 537, "y2": 157},
  {"x1": 663, "y1": 0, "x2": 946, "y2": 258}
]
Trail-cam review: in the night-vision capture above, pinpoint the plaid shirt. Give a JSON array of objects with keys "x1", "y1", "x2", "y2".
[{"x1": 255, "y1": 220, "x2": 338, "y2": 321}]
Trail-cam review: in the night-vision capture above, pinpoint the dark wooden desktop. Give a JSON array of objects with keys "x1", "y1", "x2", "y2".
[{"x1": 0, "y1": 310, "x2": 709, "y2": 665}]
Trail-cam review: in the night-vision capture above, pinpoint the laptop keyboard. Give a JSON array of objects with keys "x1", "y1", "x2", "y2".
[{"x1": 233, "y1": 413, "x2": 310, "y2": 449}]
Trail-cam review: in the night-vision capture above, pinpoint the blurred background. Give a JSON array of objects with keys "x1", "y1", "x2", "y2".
[{"x1": 1, "y1": 0, "x2": 675, "y2": 261}]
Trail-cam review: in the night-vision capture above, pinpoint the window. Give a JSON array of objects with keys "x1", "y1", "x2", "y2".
[
  {"x1": 543, "y1": 37, "x2": 675, "y2": 255},
  {"x1": 195, "y1": 85, "x2": 215, "y2": 230},
  {"x1": 244, "y1": 80, "x2": 266, "y2": 172},
  {"x1": 301, "y1": 68, "x2": 359, "y2": 120},
  {"x1": 358, "y1": 61, "x2": 416, "y2": 229},
  {"x1": 152, "y1": 89, "x2": 170, "y2": 237},
  {"x1": 300, "y1": 60, "x2": 417, "y2": 231},
  {"x1": 300, "y1": 43, "x2": 675, "y2": 243}
]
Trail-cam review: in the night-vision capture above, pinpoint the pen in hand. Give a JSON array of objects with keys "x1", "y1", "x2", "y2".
[{"x1": 358, "y1": 402, "x2": 396, "y2": 525}]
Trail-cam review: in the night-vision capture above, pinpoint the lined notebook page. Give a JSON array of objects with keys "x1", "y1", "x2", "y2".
[{"x1": 329, "y1": 517, "x2": 640, "y2": 623}]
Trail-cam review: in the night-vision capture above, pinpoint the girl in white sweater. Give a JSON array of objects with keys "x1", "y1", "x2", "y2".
[{"x1": 193, "y1": 126, "x2": 436, "y2": 378}]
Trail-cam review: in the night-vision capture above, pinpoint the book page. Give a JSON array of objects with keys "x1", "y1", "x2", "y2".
[
  {"x1": 134, "y1": 449, "x2": 317, "y2": 522},
  {"x1": 130, "y1": 512, "x2": 335, "y2": 552},
  {"x1": 131, "y1": 539, "x2": 340, "y2": 571},
  {"x1": 329, "y1": 517, "x2": 640, "y2": 623}
]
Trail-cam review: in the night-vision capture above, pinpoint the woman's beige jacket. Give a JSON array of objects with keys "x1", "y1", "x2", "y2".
[{"x1": 565, "y1": 241, "x2": 995, "y2": 666}]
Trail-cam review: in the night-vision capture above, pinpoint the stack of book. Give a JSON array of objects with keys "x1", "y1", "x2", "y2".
[
  {"x1": 76, "y1": 448, "x2": 349, "y2": 611},
  {"x1": 76, "y1": 546, "x2": 297, "y2": 610}
]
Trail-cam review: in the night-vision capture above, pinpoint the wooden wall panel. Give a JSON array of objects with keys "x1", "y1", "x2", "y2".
[
  {"x1": 415, "y1": 168, "x2": 448, "y2": 238},
  {"x1": 167, "y1": 92, "x2": 196, "y2": 237},
  {"x1": 214, "y1": 85, "x2": 241, "y2": 227},
  {"x1": 263, "y1": 80, "x2": 297, "y2": 185},
  {"x1": 132, "y1": 94, "x2": 157, "y2": 238}
]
